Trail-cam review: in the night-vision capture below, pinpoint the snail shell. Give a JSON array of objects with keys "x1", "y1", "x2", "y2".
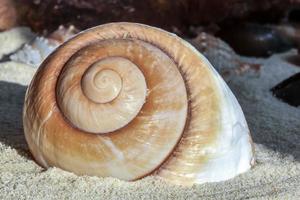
[{"x1": 23, "y1": 22, "x2": 254, "y2": 185}]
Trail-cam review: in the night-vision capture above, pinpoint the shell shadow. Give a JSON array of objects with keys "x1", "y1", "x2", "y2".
[{"x1": 0, "y1": 81, "x2": 32, "y2": 160}]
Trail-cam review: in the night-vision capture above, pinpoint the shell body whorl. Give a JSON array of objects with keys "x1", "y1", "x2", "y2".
[{"x1": 23, "y1": 22, "x2": 254, "y2": 185}]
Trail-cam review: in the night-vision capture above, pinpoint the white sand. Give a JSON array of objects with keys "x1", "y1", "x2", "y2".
[{"x1": 0, "y1": 29, "x2": 300, "y2": 199}]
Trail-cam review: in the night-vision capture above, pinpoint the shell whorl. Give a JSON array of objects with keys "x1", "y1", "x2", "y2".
[
  {"x1": 57, "y1": 45, "x2": 151, "y2": 133},
  {"x1": 23, "y1": 23, "x2": 254, "y2": 185}
]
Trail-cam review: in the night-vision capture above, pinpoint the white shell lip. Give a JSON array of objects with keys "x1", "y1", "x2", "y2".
[
  {"x1": 188, "y1": 44, "x2": 254, "y2": 184},
  {"x1": 155, "y1": 35, "x2": 254, "y2": 185}
]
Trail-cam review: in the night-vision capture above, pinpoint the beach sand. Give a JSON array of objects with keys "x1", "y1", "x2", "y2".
[{"x1": 0, "y1": 28, "x2": 300, "y2": 200}]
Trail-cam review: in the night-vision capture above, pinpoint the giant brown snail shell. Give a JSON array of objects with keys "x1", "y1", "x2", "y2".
[{"x1": 23, "y1": 23, "x2": 254, "y2": 186}]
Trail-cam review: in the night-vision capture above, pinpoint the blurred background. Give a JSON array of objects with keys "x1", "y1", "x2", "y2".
[
  {"x1": 3, "y1": 0, "x2": 300, "y2": 38},
  {"x1": 2, "y1": 0, "x2": 300, "y2": 105},
  {"x1": 3, "y1": 0, "x2": 300, "y2": 56}
]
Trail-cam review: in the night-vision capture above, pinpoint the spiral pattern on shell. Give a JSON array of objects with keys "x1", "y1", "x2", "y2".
[{"x1": 23, "y1": 23, "x2": 254, "y2": 185}]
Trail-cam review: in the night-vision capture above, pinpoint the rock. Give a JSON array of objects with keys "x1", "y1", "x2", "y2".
[
  {"x1": 271, "y1": 72, "x2": 300, "y2": 107},
  {"x1": 216, "y1": 24, "x2": 292, "y2": 57},
  {"x1": 188, "y1": 32, "x2": 261, "y2": 81},
  {"x1": 9, "y1": 25, "x2": 78, "y2": 67},
  {"x1": 9, "y1": 37, "x2": 59, "y2": 67},
  {"x1": 18, "y1": 0, "x2": 298, "y2": 35},
  {"x1": 0, "y1": 27, "x2": 35, "y2": 60}
]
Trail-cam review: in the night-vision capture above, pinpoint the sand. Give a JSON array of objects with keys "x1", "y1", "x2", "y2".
[{"x1": 0, "y1": 28, "x2": 300, "y2": 200}]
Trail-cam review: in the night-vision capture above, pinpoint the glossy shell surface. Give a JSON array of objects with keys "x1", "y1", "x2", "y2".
[{"x1": 23, "y1": 23, "x2": 254, "y2": 185}]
